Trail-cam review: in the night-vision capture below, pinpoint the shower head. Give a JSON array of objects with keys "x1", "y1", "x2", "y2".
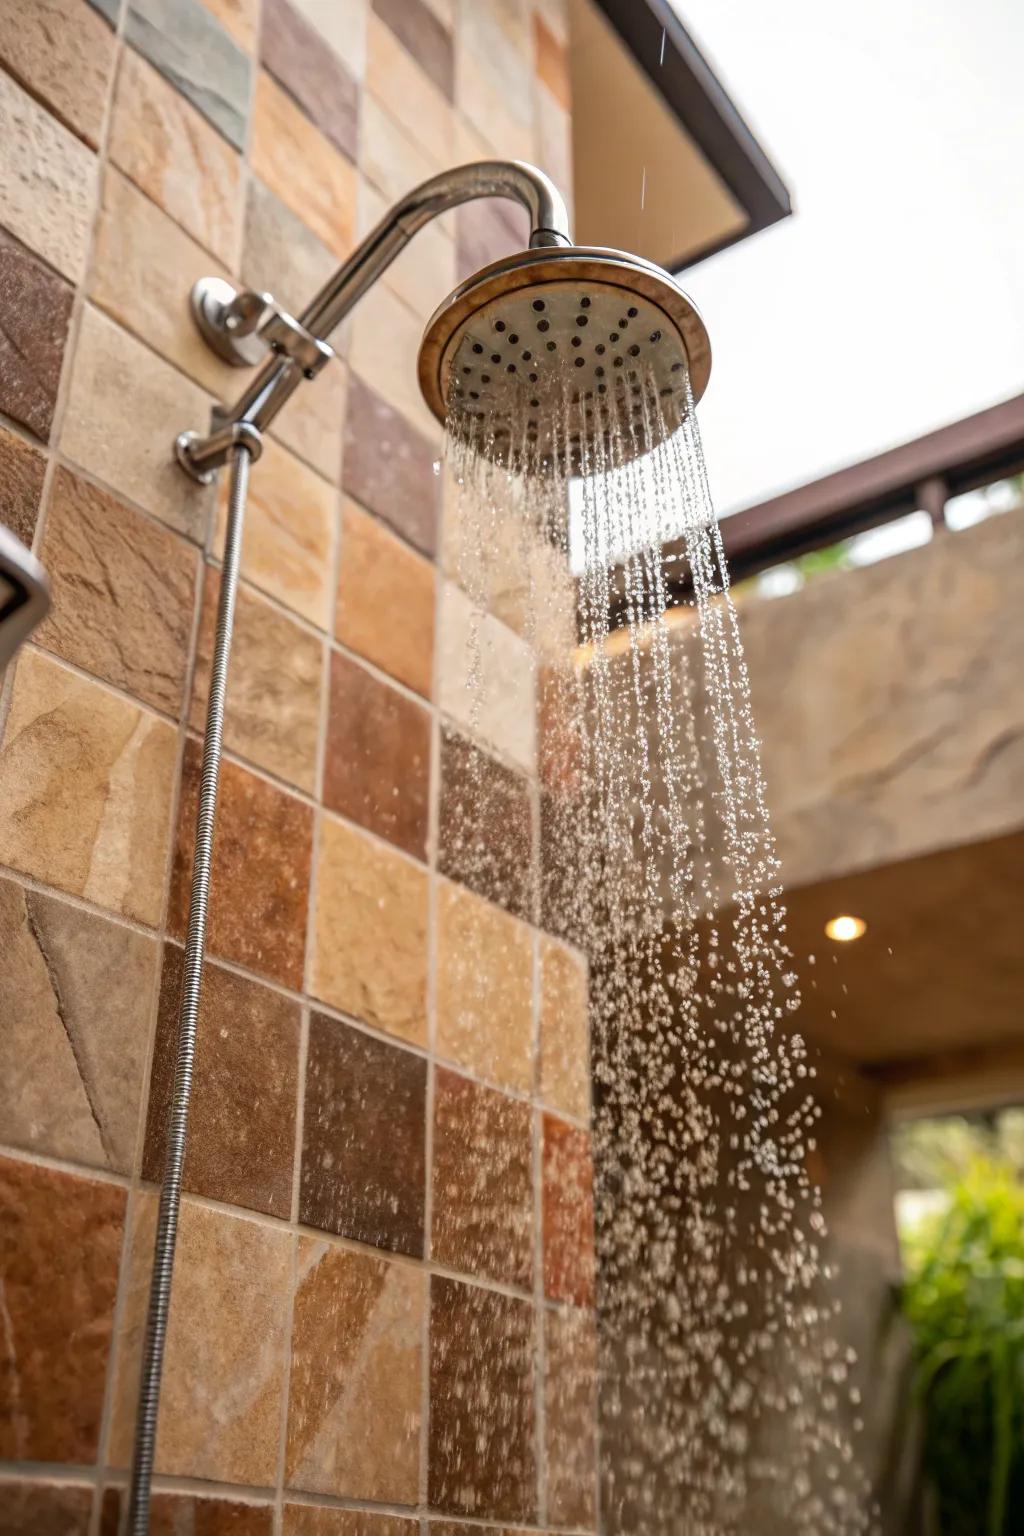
[{"x1": 418, "y1": 245, "x2": 711, "y2": 469}]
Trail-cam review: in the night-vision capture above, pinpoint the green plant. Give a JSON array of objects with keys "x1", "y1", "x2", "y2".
[{"x1": 901, "y1": 1159, "x2": 1024, "y2": 1534}]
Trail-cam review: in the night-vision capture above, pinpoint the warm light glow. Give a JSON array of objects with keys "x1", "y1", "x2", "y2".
[{"x1": 825, "y1": 914, "x2": 867, "y2": 943}]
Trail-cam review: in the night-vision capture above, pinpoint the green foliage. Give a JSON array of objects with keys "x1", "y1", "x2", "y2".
[{"x1": 901, "y1": 1160, "x2": 1024, "y2": 1534}]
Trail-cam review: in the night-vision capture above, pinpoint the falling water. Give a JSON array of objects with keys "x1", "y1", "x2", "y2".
[{"x1": 440, "y1": 357, "x2": 873, "y2": 1535}]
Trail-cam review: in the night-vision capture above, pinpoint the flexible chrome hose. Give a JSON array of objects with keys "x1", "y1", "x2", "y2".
[{"x1": 127, "y1": 435, "x2": 257, "y2": 1534}]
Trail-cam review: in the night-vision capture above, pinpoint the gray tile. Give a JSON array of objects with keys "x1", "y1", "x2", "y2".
[
  {"x1": 126, "y1": 0, "x2": 250, "y2": 149},
  {"x1": 86, "y1": 0, "x2": 120, "y2": 23}
]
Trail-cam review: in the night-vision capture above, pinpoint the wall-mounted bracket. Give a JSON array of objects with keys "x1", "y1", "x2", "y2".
[{"x1": 190, "y1": 277, "x2": 334, "y2": 376}]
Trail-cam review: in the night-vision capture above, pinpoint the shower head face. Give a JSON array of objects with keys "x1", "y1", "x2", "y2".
[{"x1": 418, "y1": 246, "x2": 710, "y2": 470}]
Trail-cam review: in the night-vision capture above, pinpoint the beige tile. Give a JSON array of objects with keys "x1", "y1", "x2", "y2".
[
  {"x1": 201, "y1": 0, "x2": 259, "y2": 52},
  {"x1": 217, "y1": 433, "x2": 336, "y2": 628},
  {"x1": 251, "y1": 70, "x2": 357, "y2": 259},
  {"x1": 366, "y1": 14, "x2": 454, "y2": 169},
  {"x1": 435, "y1": 878, "x2": 533, "y2": 1093},
  {"x1": 439, "y1": 581, "x2": 536, "y2": 773},
  {"x1": 534, "y1": 78, "x2": 572, "y2": 209},
  {"x1": 0, "y1": 68, "x2": 97, "y2": 282},
  {"x1": 335, "y1": 499, "x2": 435, "y2": 697},
  {"x1": 533, "y1": 9, "x2": 571, "y2": 111},
  {"x1": 109, "y1": 47, "x2": 243, "y2": 268},
  {"x1": 312, "y1": 815, "x2": 428, "y2": 1046},
  {"x1": 0, "y1": 650, "x2": 177, "y2": 925},
  {"x1": 360, "y1": 91, "x2": 443, "y2": 207},
  {"x1": 242, "y1": 175, "x2": 338, "y2": 320},
  {"x1": 349, "y1": 280, "x2": 441, "y2": 443},
  {"x1": 0, "y1": 0, "x2": 115, "y2": 147},
  {"x1": 539, "y1": 934, "x2": 589, "y2": 1119},
  {"x1": 110, "y1": 1195, "x2": 291, "y2": 1484},
  {"x1": 359, "y1": 179, "x2": 455, "y2": 329},
  {"x1": 271, "y1": 357, "x2": 347, "y2": 484},
  {"x1": 289, "y1": 0, "x2": 368, "y2": 81},
  {"x1": 61, "y1": 304, "x2": 214, "y2": 542}
]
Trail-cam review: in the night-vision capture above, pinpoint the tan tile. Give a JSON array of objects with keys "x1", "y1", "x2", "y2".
[
  {"x1": 190, "y1": 567, "x2": 322, "y2": 792},
  {"x1": 438, "y1": 581, "x2": 536, "y2": 773},
  {"x1": 201, "y1": 0, "x2": 260, "y2": 53},
  {"x1": 284, "y1": 1508, "x2": 415, "y2": 1536},
  {"x1": 61, "y1": 304, "x2": 214, "y2": 542},
  {"x1": 533, "y1": 10, "x2": 570, "y2": 111},
  {"x1": 545, "y1": 1306, "x2": 598, "y2": 1529},
  {"x1": 289, "y1": 0, "x2": 368, "y2": 81},
  {"x1": 335, "y1": 500, "x2": 435, "y2": 697},
  {"x1": 272, "y1": 357, "x2": 347, "y2": 484},
  {"x1": 109, "y1": 47, "x2": 243, "y2": 267},
  {"x1": 110, "y1": 1195, "x2": 291, "y2": 1483},
  {"x1": 534, "y1": 77, "x2": 572, "y2": 208},
  {"x1": 373, "y1": 0, "x2": 453, "y2": 99},
  {"x1": 359, "y1": 179, "x2": 455, "y2": 329},
  {"x1": 359, "y1": 91, "x2": 442, "y2": 207},
  {"x1": 0, "y1": 424, "x2": 46, "y2": 546},
  {"x1": 0, "y1": 0, "x2": 114, "y2": 146},
  {"x1": 542, "y1": 1114, "x2": 595, "y2": 1307},
  {"x1": 539, "y1": 934, "x2": 590, "y2": 1119},
  {"x1": 251, "y1": 69, "x2": 357, "y2": 259},
  {"x1": 349, "y1": 280, "x2": 441, "y2": 443},
  {"x1": 0, "y1": 67, "x2": 97, "y2": 282},
  {"x1": 0, "y1": 650, "x2": 177, "y2": 925},
  {"x1": 312, "y1": 815, "x2": 428, "y2": 1046},
  {"x1": 366, "y1": 14, "x2": 454, "y2": 168},
  {"x1": 435, "y1": 878, "x2": 533, "y2": 1092}
]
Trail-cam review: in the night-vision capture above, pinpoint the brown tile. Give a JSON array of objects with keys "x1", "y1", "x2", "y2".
[
  {"x1": 0, "y1": 228, "x2": 74, "y2": 441},
  {"x1": 143, "y1": 945, "x2": 299, "y2": 1217},
  {"x1": 311, "y1": 815, "x2": 428, "y2": 1046},
  {"x1": 261, "y1": 0, "x2": 359, "y2": 160},
  {"x1": 0, "y1": 423, "x2": 46, "y2": 546},
  {"x1": 110, "y1": 1195, "x2": 290, "y2": 1483},
  {"x1": 542, "y1": 1115, "x2": 595, "y2": 1307},
  {"x1": 109, "y1": 47, "x2": 243, "y2": 267},
  {"x1": 545, "y1": 1306, "x2": 599, "y2": 1529},
  {"x1": 300, "y1": 1013, "x2": 427, "y2": 1256},
  {"x1": 286, "y1": 1240, "x2": 423, "y2": 1501},
  {"x1": 242, "y1": 175, "x2": 337, "y2": 321},
  {"x1": 431, "y1": 1067, "x2": 533, "y2": 1288},
  {"x1": 0, "y1": 649, "x2": 177, "y2": 924},
  {"x1": 435, "y1": 879, "x2": 533, "y2": 1093},
  {"x1": 323, "y1": 651, "x2": 430, "y2": 860},
  {"x1": 372, "y1": 0, "x2": 453, "y2": 99},
  {"x1": 533, "y1": 11, "x2": 570, "y2": 111},
  {"x1": 0, "y1": 1156, "x2": 125, "y2": 1462},
  {"x1": 0, "y1": 875, "x2": 158, "y2": 1172},
  {"x1": 101, "y1": 1488, "x2": 274, "y2": 1536},
  {"x1": 429, "y1": 1529, "x2": 531, "y2": 1536},
  {"x1": 342, "y1": 374, "x2": 440, "y2": 557},
  {"x1": 190, "y1": 567, "x2": 322, "y2": 793},
  {"x1": 0, "y1": 0, "x2": 115, "y2": 146},
  {"x1": 365, "y1": 13, "x2": 453, "y2": 168},
  {"x1": 38, "y1": 465, "x2": 197, "y2": 714},
  {"x1": 201, "y1": 0, "x2": 260, "y2": 52},
  {"x1": 251, "y1": 69, "x2": 357, "y2": 258},
  {"x1": 0, "y1": 68, "x2": 97, "y2": 282},
  {"x1": 428, "y1": 1276, "x2": 537, "y2": 1521},
  {"x1": 284, "y1": 1509, "x2": 416, "y2": 1536},
  {"x1": 336, "y1": 500, "x2": 435, "y2": 697},
  {"x1": 169, "y1": 740, "x2": 313, "y2": 988},
  {"x1": 438, "y1": 728, "x2": 535, "y2": 922},
  {"x1": 0, "y1": 1481, "x2": 94, "y2": 1536},
  {"x1": 539, "y1": 935, "x2": 590, "y2": 1120}
]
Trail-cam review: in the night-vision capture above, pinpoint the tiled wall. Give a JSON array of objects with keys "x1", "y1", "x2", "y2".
[{"x1": 0, "y1": 1, "x2": 595, "y2": 1531}]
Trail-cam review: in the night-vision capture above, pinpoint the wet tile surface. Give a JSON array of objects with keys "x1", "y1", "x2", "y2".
[
  {"x1": 342, "y1": 375, "x2": 440, "y2": 557},
  {"x1": 251, "y1": 69, "x2": 357, "y2": 258},
  {"x1": 262, "y1": 0, "x2": 359, "y2": 160},
  {"x1": 372, "y1": 0, "x2": 453, "y2": 99},
  {"x1": 169, "y1": 740, "x2": 313, "y2": 988},
  {"x1": 101, "y1": 1488, "x2": 274, "y2": 1536},
  {"x1": 545, "y1": 1305, "x2": 599, "y2": 1529},
  {"x1": 126, "y1": 0, "x2": 251, "y2": 149},
  {"x1": 300, "y1": 1012, "x2": 427, "y2": 1255},
  {"x1": 0, "y1": 1155, "x2": 125, "y2": 1462},
  {"x1": 438, "y1": 728, "x2": 535, "y2": 922},
  {"x1": 435, "y1": 879, "x2": 533, "y2": 1093},
  {"x1": 0, "y1": 0, "x2": 115, "y2": 146},
  {"x1": 428, "y1": 1276, "x2": 537, "y2": 1521},
  {"x1": 542, "y1": 1115, "x2": 595, "y2": 1307},
  {"x1": 335, "y1": 500, "x2": 435, "y2": 697},
  {"x1": 283, "y1": 1509, "x2": 416, "y2": 1536},
  {"x1": 0, "y1": 228, "x2": 75, "y2": 441},
  {"x1": 38, "y1": 465, "x2": 197, "y2": 715},
  {"x1": 0, "y1": 423, "x2": 46, "y2": 546},
  {"x1": 312, "y1": 814, "x2": 428, "y2": 1045},
  {"x1": 0, "y1": 1481, "x2": 94, "y2": 1536},
  {"x1": 438, "y1": 582, "x2": 536, "y2": 774},
  {"x1": 0, "y1": 69, "x2": 97, "y2": 282},
  {"x1": 538, "y1": 935, "x2": 590, "y2": 1120},
  {"x1": 286, "y1": 1239, "x2": 423, "y2": 1501},
  {"x1": 431, "y1": 1067, "x2": 533, "y2": 1288},
  {"x1": 143, "y1": 946, "x2": 300, "y2": 1217},
  {"x1": 323, "y1": 651, "x2": 431, "y2": 860}
]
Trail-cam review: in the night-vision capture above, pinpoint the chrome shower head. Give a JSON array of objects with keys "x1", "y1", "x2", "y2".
[{"x1": 418, "y1": 245, "x2": 711, "y2": 469}]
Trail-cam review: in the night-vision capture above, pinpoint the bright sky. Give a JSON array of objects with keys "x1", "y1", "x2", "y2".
[{"x1": 671, "y1": 0, "x2": 1024, "y2": 515}]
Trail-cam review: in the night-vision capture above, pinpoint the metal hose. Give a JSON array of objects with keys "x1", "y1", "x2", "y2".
[{"x1": 127, "y1": 432, "x2": 258, "y2": 1533}]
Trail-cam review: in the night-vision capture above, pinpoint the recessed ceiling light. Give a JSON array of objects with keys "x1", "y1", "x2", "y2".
[{"x1": 825, "y1": 914, "x2": 866, "y2": 943}]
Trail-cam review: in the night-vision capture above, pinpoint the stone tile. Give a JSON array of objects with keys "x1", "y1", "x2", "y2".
[
  {"x1": 110, "y1": 1195, "x2": 291, "y2": 1483},
  {"x1": 300, "y1": 1013, "x2": 427, "y2": 1256},
  {"x1": 0, "y1": 1156, "x2": 125, "y2": 1462},
  {"x1": 455, "y1": 0, "x2": 534, "y2": 156},
  {"x1": 429, "y1": 1528, "x2": 531, "y2": 1536},
  {"x1": 359, "y1": 90, "x2": 442, "y2": 207},
  {"x1": 372, "y1": 0, "x2": 453, "y2": 99},
  {"x1": 126, "y1": 0, "x2": 251, "y2": 149},
  {"x1": 109, "y1": 47, "x2": 243, "y2": 267},
  {"x1": 541, "y1": 1115, "x2": 595, "y2": 1307},
  {"x1": 533, "y1": 10, "x2": 570, "y2": 111},
  {"x1": 0, "y1": 1482, "x2": 94, "y2": 1536},
  {"x1": 0, "y1": 650, "x2": 177, "y2": 924},
  {"x1": 143, "y1": 945, "x2": 300, "y2": 1216},
  {"x1": 219, "y1": 414, "x2": 337, "y2": 629},
  {"x1": 428, "y1": 1275, "x2": 537, "y2": 1521},
  {"x1": 348, "y1": 279, "x2": 439, "y2": 443},
  {"x1": 0, "y1": 876, "x2": 158, "y2": 1172},
  {"x1": 438, "y1": 581, "x2": 536, "y2": 774},
  {"x1": 0, "y1": 0, "x2": 115, "y2": 146},
  {"x1": 438, "y1": 728, "x2": 535, "y2": 922},
  {"x1": 272, "y1": 357, "x2": 348, "y2": 483},
  {"x1": 101, "y1": 1488, "x2": 274, "y2": 1536},
  {"x1": 545, "y1": 1306, "x2": 598, "y2": 1530},
  {"x1": 262, "y1": 0, "x2": 359, "y2": 160},
  {"x1": 190, "y1": 567, "x2": 322, "y2": 792},
  {"x1": 169, "y1": 740, "x2": 313, "y2": 988},
  {"x1": 366, "y1": 13, "x2": 453, "y2": 169},
  {"x1": 533, "y1": 77, "x2": 572, "y2": 209},
  {"x1": 283, "y1": 1508, "x2": 415, "y2": 1536},
  {"x1": 435, "y1": 879, "x2": 533, "y2": 1094},
  {"x1": 0, "y1": 69, "x2": 97, "y2": 282},
  {"x1": 288, "y1": 0, "x2": 368, "y2": 82},
  {"x1": 538, "y1": 935, "x2": 590, "y2": 1120},
  {"x1": 336, "y1": 500, "x2": 435, "y2": 697},
  {"x1": 342, "y1": 374, "x2": 440, "y2": 557},
  {"x1": 323, "y1": 650, "x2": 430, "y2": 860},
  {"x1": 61, "y1": 304, "x2": 214, "y2": 542},
  {"x1": 455, "y1": 198, "x2": 530, "y2": 284},
  {"x1": 286, "y1": 1240, "x2": 423, "y2": 1500},
  {"x1": 0, "y1": 225, "x2": 74, "y2": 445},
  {"x1": 242, "y1": 175, "x2": 337, "y2": 321},
  {"x1": 0, "y1": 423, "x2": 46, "y2": 547},
  {"x1": 311, "y1": 816, "x2": 428, "y2": 1046},
  {"x1": 359, "y1": 178, "x2": 455, "y2": 329},
  {"x1": 251, "y1": 69, "x2": 357, "y2": 258},
  {"x1": 37, "y1": 465, "x2": 198, "y2": 715},
  {"x1": 431, "y1": 1066, "x2": 533, "y2": 1288},
  {"x1": 200, "y1": 0, "x2": 259, "y2": 53}
]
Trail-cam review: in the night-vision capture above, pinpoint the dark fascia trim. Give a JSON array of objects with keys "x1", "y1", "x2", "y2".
[{"x1": 589, "y1": 0, "x2": 793, "y2": 270}]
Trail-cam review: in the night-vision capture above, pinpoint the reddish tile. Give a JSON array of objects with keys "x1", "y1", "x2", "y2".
[
  {"x1": 0, "y1": 423, "x2": 46, "y2": 546},
  {"x1": 261, "y1": 0, "x2": 359, "y2": 160},
  {"x1": 545, "y1": 1306, "x2": 599, "y2": 1528},
  {"x1": 323, "y1": 651, "x2": 430, "y2": 860},
  {"x1": 0, "y1": 1156, "x2": 125, "y2": 1462},
  {"x1": 342, "y1": 374, "x2": 440, "y2": 557},
  {"x1": 0, "y1": 228, "x2": 74, "y2": 441},
  {"x1": 101, "y1": 1487, "x2": 274, "y2": 1536},
  {"x1": 438, "y1": 728, "x2": 535, "y2": 922},
  {"x1": 372, "y1": 0, "x2": 453, "y2": 99},
  {"x1": 0, "y1": 1481, "x2": 94, "y2": 1536},
  {"x1": 542, "y1": 1116, "x2": 595, "y2": 1307},
  {"x1": 300, "y1": 1013, "x2": 427, "y2": 1257},
  {"x1": 335, "y1": 500, "x2": 435, "y2": 697}
]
